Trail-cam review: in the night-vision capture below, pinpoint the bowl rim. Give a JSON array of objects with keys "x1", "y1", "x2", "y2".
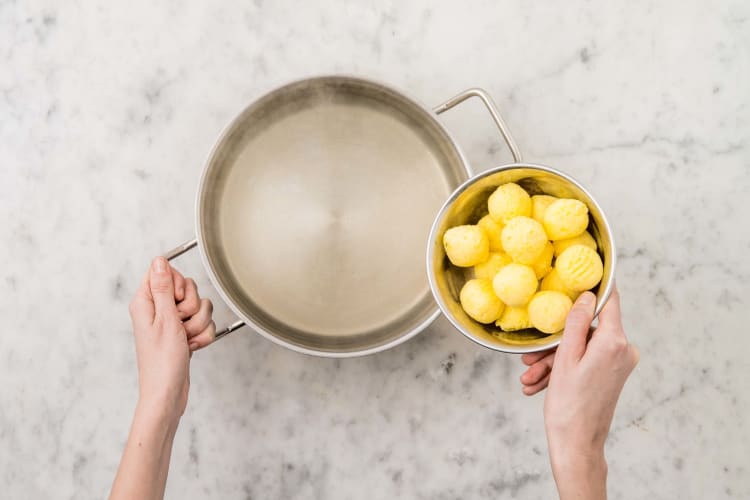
[{"x1": 426, "y1": 162, "x2": 617, "y2": 354}]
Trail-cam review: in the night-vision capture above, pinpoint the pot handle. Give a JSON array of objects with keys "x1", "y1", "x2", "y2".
[
  {"x1": 433, "y1": 88, "x2": 522, "y2": 176},
  {"x1": 164, "y1": 238, "x2": 246, "y2": 343}
]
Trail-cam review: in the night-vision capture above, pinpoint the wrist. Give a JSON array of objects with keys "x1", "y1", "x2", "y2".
[
  {"x1": 135, "y1": 398, "x2": 182, "y2": 432},
  {"x1": 551, "y1": 447, "x2": 607, "y2": 476},
  {"x1": 549, "y1": 447, "x2": 607, "y2": 499}
]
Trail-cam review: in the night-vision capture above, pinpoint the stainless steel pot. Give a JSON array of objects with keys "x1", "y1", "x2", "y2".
[{"x1": 165, "y1": 75, "x2": 520, "y2": 357}]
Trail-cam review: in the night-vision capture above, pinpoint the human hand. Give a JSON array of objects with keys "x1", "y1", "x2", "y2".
[
  {"x1": 128, "y1": 257, "x2": 216, "y2": 423},
  {"x1": 519, "y1": 347, "x2": 557, "y2": 396},
  {"x1": 529, "y1": 287, "x2": 639, "y2": 499}
]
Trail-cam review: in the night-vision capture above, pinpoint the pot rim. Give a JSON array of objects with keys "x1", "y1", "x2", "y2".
[{"x1": 193, "y1": 74, "x2": 472, "y2": 357}]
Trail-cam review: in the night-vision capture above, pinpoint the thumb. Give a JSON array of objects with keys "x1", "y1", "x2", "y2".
[
  {"x1": 557, "y1": 291, "x2": 596, "y2": 364},
  {"x1": 149, "y1": 257, "x2": 178, "y2": 321}
]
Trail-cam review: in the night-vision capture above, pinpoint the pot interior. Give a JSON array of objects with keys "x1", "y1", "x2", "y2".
[{"x1": 198, "y1": 76, "x2": 467, "y2": 354}]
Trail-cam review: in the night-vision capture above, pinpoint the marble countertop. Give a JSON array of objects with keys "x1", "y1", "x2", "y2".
[{"x1": 2, "y1": 1, "x2": 749, "y2": 498}]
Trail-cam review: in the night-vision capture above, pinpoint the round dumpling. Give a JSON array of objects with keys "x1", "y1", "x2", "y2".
[
  {"x1": 443, "y1": 225, "x2": 489, "y2": 267},
  {"x1": 543, "y1": 199, "x2": 589, "y2": 240},
  {"x1": 501, "y1": 216, "x2": 548, "y2": 264},
  {"x1": 488, "y1": 183, "x2": 532, "y2": 224},
  {"x1": 528, "y1": 291, "x2": 574, "y2": 334},
  {"x1": 556, "y1": 244, "x2": 604, "y2": 292},
  {"x1": 460, "y1": 279, "x2": 505, "y2": 324},
  {"x1": 492, "y1": 263, "x2": 538, "y2": 307}
]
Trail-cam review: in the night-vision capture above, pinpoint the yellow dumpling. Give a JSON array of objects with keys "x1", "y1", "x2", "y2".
[
  {"x1": 553, "y1": 231, "x2": 597, "y2": 257},
  {"x1": 531, "y1": 195, "x2": 558, "y2": 225},
  {"x1": 501, "y1": 216, "x2": 548, "y2": 264},
  {"x1": 528, "y1": 291, "x2": 573, "y2": 334},
  {"x1": 460, "y1": 279, "x2": 505, "y2": 324},
  {"x1": 543, "y1": 199, "x2": 589, "y2": 240},
  {"x1": 488, "y1": 183, "x2": 531, "y2": 224},
  {"x1": 443, "y1": 225, "x2": 489, "y2": 267},
  {"x1": 556, "y1": 244, "x2": 604, "y2": 292},
  {"x1": 474, "y1": 252, "x2": 513, "y2": 280},
  {"x1": 540, "y1": 268, "x2": 580, "y2": 302},
  {"x1": 477, "y1": 215, "x2": 504, "y2": 252},
  {"x1": 492, "y1": 263, "x2": 538, "y2": 307},
  {"x1": 531, "y1": 241, "x2": 554, "y2": 279},
  {"x1": 495, "y1": 306, "x2": 532, "y2": 331}
]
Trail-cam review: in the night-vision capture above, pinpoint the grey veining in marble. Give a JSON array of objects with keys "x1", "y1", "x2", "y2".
[{"x1": 1, "y1": 1, "x2": 749, "y2": 499}]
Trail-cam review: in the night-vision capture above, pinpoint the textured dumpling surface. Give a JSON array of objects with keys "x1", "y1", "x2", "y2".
[
  {"x1": 531, "y1": 241, "x2": 554, "y2": 279},
  {"x1": 553, "y1": 231, "x2": 597, "y2": 257},
  {"x1": 460, "y1": 279, "x2": 505, "y2": 324},
  {"x1": 443, "y1": 225, "x2": 489, "y2": 267},
  {"x1": 501, "y1": 216, "x2": 548, "y2": 264},
  {"x1": 474, "y1": 252, "x2": 513, "y2": 280},
  {"x1": 492, "y1": 263, "x2": 538, "y2": 307},
  {"x1": 495, "y1": 306, "x2": 532, "y2": 331},
  {"x1": 488, "y1": 183, "x2": 532, "y2": 224},
  {"x1": 531, "y1": 195, "x2": 558, "y2": 225},
  {"x1": 540, "y1": 268, "x2": 580, "y2": 302},
  {"x1": 528, "y1": 291, "x2": 573, "y2": 334},
  {"x1": 477, "y1": 215, "x2": 504, "y2": 252},
  {"x1": 556, "y1": 244, "x2": 604, "y2": 292},
  {"x1": 543, "y1": 199, "x2": 589, "y2": 240}
]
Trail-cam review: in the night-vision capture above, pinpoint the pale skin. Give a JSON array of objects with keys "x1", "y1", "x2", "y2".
[
  {"x1": 110, "y1": 258, "x2": 637, "y2": 500},
  {"x1": 520, "y1": 287, "x2": 639, "y2": 499},
  {"x1": 110, "y1": 257, "x2": 215, "y2": 500}
]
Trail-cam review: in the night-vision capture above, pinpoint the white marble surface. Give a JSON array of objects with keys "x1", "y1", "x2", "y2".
[{"x1": 2, "y1": 1, "x2": 749, "y2": 498}]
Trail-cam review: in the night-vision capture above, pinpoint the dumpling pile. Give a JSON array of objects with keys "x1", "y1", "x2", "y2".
[{"x1": 442, "y1": 182, "x2": 603, "y2": 335}]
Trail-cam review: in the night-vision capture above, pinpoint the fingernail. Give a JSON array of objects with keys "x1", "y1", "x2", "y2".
[
  {"x1": 189, "y1": 342, "x2": 198, "y2": 351},
  {"x1": 153, "y1": 257, "x2": 167, "y2": 274},
  {"x1": 578, "y1": 292, "x2": 595, "y2": 306}
]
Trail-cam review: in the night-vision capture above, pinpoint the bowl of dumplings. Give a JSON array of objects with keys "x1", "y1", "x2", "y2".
[{"x1": 426, "y1": 164, "x2": 616, "y2": 354}]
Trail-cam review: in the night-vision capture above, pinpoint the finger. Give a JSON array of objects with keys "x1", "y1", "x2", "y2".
[
  {"x1": 520, "y1": 351, "x2": 555, "y2": 385},
  {"x1": 522, "y1": 372, "x2": 551, "y2": 396},
  {"x1": 557, "y1": 291, "x2": 596, "y2": 364},
  {"x1": 188, "y1": 321, "x2": 216, "y2": 351},
  {"x1": 521, "y1": 348, "x2": 556, "y2": 366},
  {"x1": 177, "y1": 278, "x2": 201, "y2": 320},
  {"x1": 597, "y1": 284, "x2": 624, "y2": 334},
  {"x1": 129, "y1": 272, "x2": 155, "y2": 328},
  {"x1": 184, "y1": 299, "x2": 213, "y2": 338},
  {"x1": 171, "y1": 267, "x2": 186, "y2": 302},
  {"x1": 148, "y1": 257, "x2": 179, "y2": 322}
]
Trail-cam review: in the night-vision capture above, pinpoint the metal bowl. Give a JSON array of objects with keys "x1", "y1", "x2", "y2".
[{"x1": 427, "y1": 163, "x2": 616, "y2": 354}]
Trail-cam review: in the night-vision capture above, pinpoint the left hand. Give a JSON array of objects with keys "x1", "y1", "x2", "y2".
[{"x1": 128, "y1": 257, "x2": 215, "y2": 422}]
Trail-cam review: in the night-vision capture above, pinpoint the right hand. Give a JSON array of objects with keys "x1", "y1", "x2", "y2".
[{"x1": 533, "y1": 288, "x2": 639, "y2": 498}]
